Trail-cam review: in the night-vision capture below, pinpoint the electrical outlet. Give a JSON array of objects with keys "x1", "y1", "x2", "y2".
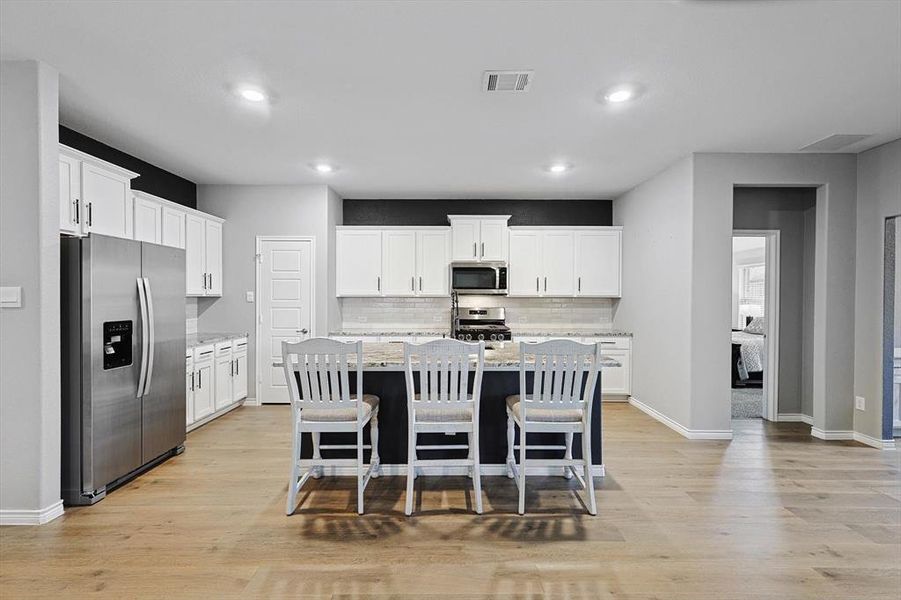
[
  {"x1": 245, "y1": 291, "x2": 254, "y2": 303},
  {"x1": 855, "y1": 396, "x2": 865, "y2": 411}
]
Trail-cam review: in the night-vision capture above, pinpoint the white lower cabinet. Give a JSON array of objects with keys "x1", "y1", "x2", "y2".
[
  {"x1": 191, "y1": 345, "x2": 215, "y2": 422},
  {"x1": 516, "y1": 336, "x2": 632, "y2": 397},
  {"x1": 232, "y1": 338, "x2": 248, "y2": 402},
  {"x1": 214, "y1": 341, "x2": 233, "y2": 411},
  {"x1": 186, "y1": 351, "x2": 194, "y2": 426}
]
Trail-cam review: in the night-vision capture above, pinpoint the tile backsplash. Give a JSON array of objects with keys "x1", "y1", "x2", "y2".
[{"x1": 339, "y1": 296, "x2": 616, "y2": 330}]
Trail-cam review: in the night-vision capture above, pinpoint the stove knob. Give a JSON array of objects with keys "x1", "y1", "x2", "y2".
[
  {"x1": 490, "y1": 334, "x2": 497, "y2": 341},
  {"x1": 464, "y1": 334, "x2": 472, "y2": 341},
  {"x1": 478, "y1": 333, "x2": 485, "y2": 341},
  {"x1": 457, "y1": 334, "x2": 465, "y2": 340}
]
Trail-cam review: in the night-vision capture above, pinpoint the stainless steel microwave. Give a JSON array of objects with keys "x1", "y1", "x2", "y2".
[{"x1": 451, "y1": 261, "x2": 508, "y2": 295}]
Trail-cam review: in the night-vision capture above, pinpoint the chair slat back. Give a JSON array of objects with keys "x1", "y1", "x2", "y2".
[
  {"x1": 519, "y1": 340, "x2": 600, "y2": 411},
  {"x1": 404, "y1": 339, "x2": 485, "y2": 408},
  {"x1": 282, "y1": 338, "x2": 363, "y2": 417}
]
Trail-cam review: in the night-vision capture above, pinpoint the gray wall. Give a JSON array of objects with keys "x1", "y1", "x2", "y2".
[
  {"x1": 613, "y1": 156, "x2": 695, "y2": 427},
  {"x1": 196, "y1": 185, "x2": 334, "y2": 401},
  {"x1": 0, "y1": 60, "x2": 62, "y2": 519},
  {"x1": 733, "y1": 187, "x2": 816, "y2": 417},
  {"x1": 854, "y1": 139, "x2": 901, "y2": 440}
]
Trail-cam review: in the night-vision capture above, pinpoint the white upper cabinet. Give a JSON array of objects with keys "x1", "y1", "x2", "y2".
[
  {"x1": 542, "y1": 230, "x2": 575, "y2": 296},
  {"x1": 574, "y1": 229, "x2": 622, "y2": 297},
  {"x1": 185, "y1": 213, "x2": 224, "y2": 297},
  {"x1": 381, "y1": 230, "x2": 417, "y2": 296},
  {"x1": 448, "y1": 215, "x2": 510, "y2": 262},
  {"x1": 204, "y1": 220, "x2": 223, "y2": 296},
  {"x1": 508, "y1": 230, "x2": 543, "y2": 296},
  {"x1": 336, "y1": 227, "x2": 451, "y2": 297},
  {"x1": 336, "y1": 229, "x2": 383, "y2": 296},
  {"x1": 416, "y1": 229, "x2": 450, "y2": 296},
  {"x1": 509, "y1": 227, "x2": 620, "y2": 297},
  {"x1": 59, "y1": 152, "x2": 82, "y2": 235},
  {"x1": 133, "y1": 193, "x2": 162, "y2": 244},
  {"x1": 59, "y1": 145, "x2": 138, "y2": 238},
  {"x1": 161, "y1": 205, "x2": 186, "y2": 249}
]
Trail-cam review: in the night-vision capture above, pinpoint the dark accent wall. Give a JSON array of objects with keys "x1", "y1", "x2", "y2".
[
  {"x1": 59, "y1": 126, "x2": 197, "y2": 209},
  {"x1": 343, "y1": 199, "x2": 612, "y2": 226}
]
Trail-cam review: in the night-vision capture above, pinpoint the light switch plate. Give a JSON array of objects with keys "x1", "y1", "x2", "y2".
[
  {"x1": 855, "y1": 396, "x2": 865, "y2": 411},
  {"x1": 245, "y1": 291, "x2": 254, "y2": 303},
  {"x1": 0, "y1": 286, "x2": 22, "y2": 308}
]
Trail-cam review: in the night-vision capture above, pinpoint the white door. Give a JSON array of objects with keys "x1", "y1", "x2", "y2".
[
  {"x1": 336, "y1": 230, "x2": 382, "y2": 296},
  {"x1": 193, "y1": 359, "x2": 215, "y2": 420},
  {"x1": 205, "y1": 220, "x2": 223, "y2": 296},
  {"x1": 185, "y1": 213, "x2": 205, "y2": 296},
  {"x1": 214, "y1": 353, "x2": 233, "y2": 410},
  {"x1": 59, "y1": 154, "x2": 81, "y2": 235},
  {"x1": 259, "y1": 239, "x2": 314, "y2": 404},
  {"x1": 451, "y1": 218, "x2": 480, "y2": 261},
  {"x1": 381, "y1": 230, "x2": 417, "y2": 296},
  {"x1": 575, "y1": 230, "x2": 621, "y2": 297},
  {"x1": 161, "y1": 206, "x2": 186, "y2": 249},
  {"x1": 81, "y1": 162, "x2": 132, "y2": 238},
  {"x1": 542, "y1": 231, "x2": 575, "y2": 296},
  {"x1": 508, "y1": 230, "x2": 543, "y2": 296},
  {"x1": 133, "y1": 196, "x2": 162, "y2": 244},
  {"x1": 479, "y1": 219, "x2": 507, "y2": 261},
  {"x1": 416, "y1": 230, "x2": 450, "y2": 296}
]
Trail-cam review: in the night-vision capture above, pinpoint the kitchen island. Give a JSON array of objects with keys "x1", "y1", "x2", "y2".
[{"x1": 277, "y1": 342, "x2": 619, "y2": 473}]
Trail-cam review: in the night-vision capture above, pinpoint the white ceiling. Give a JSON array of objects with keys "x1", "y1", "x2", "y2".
[{"x1": 2, "y1": 1, "x2": 899, "y2": 198}]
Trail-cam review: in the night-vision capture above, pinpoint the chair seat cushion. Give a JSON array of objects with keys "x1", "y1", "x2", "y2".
[
  {"x1": 301, "y1": 394, "x2": 379, "y2": 422},
  {"x1": 505, "y1": 395, "x2": 583, "y2": 422},
  {"x1": 413, "y1": 394, "x2": 474, "y2": 422}
]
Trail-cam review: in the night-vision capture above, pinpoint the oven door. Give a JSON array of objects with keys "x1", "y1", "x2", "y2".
[{"x1": 451, "y1": 264, "x2": 506, "y2": 294}]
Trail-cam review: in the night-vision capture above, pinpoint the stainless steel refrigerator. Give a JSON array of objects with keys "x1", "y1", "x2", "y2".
[{"x1": 61, "y1": 234, "x2": 186, "y2": 505}]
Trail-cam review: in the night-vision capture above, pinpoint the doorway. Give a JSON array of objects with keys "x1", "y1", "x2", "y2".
[
  {"x1": 255, "y1": 236, "x2": 315, "y2": 404},
  {"x1": 886, "y1": 216, "x2": 901, "y2": 438},
  {"x1": 731, "y1": 232, "x2": 779, "y2": 421}
]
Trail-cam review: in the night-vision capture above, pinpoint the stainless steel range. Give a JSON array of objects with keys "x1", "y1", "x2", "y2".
[{"x1": 453, "y1": 307, "x2": 512, "y2": 343}]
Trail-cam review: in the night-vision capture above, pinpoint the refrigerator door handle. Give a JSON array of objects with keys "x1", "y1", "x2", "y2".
[
  {"x1": 137, "y1": 278, "x2": 149, "y2": 398},
  {"x1": 143, "y1": 277, "x2": 155, "y2": 396}
]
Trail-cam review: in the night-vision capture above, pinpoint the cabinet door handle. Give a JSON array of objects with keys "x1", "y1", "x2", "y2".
[
  {"x1": 473, "y1": 242, "x2": 477, "y2": 258},
  {"x1": 544, "y1": 276, "x2": 547, "y2": 292},
  {"x1": 377, "y1": 276, "x2": 381, "y2": 292},
  {"x1": 208, "y1": 273, "x2": 212, "y2": 290},
  {"x1": 578, "y1": 276, "x2": 581, "y2": 292},
  {"x1": 198, "y1": 370, "x2": 202, "y2": 389},
  {"x1": 87, "y1": 202, "x2": 93, "y2": 227},
  {"x1": 235, "y1": 359, "x2": 239, "y2": 376},
  {"x1": 202, "y1": 273, "x2": 206, "y2": 290},
  {"x1": 190, "y1": 372, "x2": 195, "y2": 391},
  {"x1": 74, "y1": 199, "x2": 79, "y2": 224},
  {"x1": 481, "y1": 242, "x2": 485, "y2": 258},
  {"x1": 419, "y1": 276, "x2": 422, "y2": 291},
  {"x1": 536, "y1": 276, "x2": 539, "y2": 292},
  {"x1": 411, "y1": 276, "x2": 415, "y2": 292}
]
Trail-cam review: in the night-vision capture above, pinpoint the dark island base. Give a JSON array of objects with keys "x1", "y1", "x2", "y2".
[{"x1": 298, "y1": 371, "x2": 602, "y2": 466}]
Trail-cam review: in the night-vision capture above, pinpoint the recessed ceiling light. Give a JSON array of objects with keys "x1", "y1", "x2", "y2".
[
  {"x1": 238, "y1": 87, "x2": 267, "y2": 102},
  {"x1": 606, "y1": 89, "x2": 633, "y2": 103},
  {"x1": 548, "y1": 163, "x2": 570, "y2": 174},
  {"x1": 601, "y1": 84, "x2": 642, "y2": 104},
  {"x1": 314, "y1": 163, "x2": 334, "y2": 174}
]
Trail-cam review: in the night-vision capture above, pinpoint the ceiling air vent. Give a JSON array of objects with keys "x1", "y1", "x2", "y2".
[
  {"x1": 799, "y1": 134, "x2": 872, "y2": 152},
  {"x1": 482, "y1": 70, "x2": 533, "y2": 93}
]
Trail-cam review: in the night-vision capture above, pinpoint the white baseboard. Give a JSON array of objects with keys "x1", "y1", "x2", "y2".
[
  {"x1": 628, "y1": 397, "x2": 732, "y2": 440},
  {"x1": 312, "y1": 464, "x2": 605, "y2": 477},
  {"x1": 776, "y1": 413, "x2": 813, "y2": 424},
  {"x1": 0, "y1": 499, "x2": 64, "y2": 526},
  {"x1": 852, "y1": 431, "x2": 897, "y2": 450},
  {"x1": 810, "y1": 427, "x2": 854, "y2": 441},
  {"x1": 601, "y1": 395, "x2": 630, "y2": 403}
]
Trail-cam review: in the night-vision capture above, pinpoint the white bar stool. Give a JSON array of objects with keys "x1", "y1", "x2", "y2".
[
  {"x1": 403, "y1": 339, "x2": 485, "y2": 515},
  {"x1": 282, "y1": 338, "x2": 380, "y2": 515},
  {"x1": 505, "y1": 339, "x2": 601, "y2": 515}
]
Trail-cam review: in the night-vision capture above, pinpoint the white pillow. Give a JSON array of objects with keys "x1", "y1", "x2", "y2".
[{"x1": 744, "y1": 317, "x2": 766, "y2": 335}]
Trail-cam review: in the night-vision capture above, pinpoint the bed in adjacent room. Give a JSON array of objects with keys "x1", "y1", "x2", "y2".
[{"x1": 731, "y1": 318, "x2": 765, "y2": 387}]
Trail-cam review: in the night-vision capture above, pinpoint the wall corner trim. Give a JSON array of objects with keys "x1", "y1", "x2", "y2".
[
  {"x1": 851, "y1": 431, "x2": 897, "y2": 450},
  {"x1": 810, "y1": 427, "x2": 855, "y2": 441},
  {"x1": 628, "y1": 397, "x2": 733, "y2": 440},
  {"x1": 0, "y1": 499, "x2": 64, "y2": 526},
  {"x1": 776, "y1": 413, "x2": 813, "y2": 425}
]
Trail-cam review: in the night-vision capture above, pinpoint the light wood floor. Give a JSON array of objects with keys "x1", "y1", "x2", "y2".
[{"x1": 1, "y1": 404, "x2": 899, "y2": 599}]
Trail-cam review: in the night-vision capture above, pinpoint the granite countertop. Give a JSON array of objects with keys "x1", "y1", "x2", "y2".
[
  {"x1": 329, "y1": 330, "x2": 449, "y2": 337},
  {"x1": 512, "y1": 330, "x2": 632, "y2": 338},
  {"x1": 274, "y1": 341, "x2": 620, "y2": 371},
  {"x1": 187, "y1": 332, "x2": 249, "y2": 348}
]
